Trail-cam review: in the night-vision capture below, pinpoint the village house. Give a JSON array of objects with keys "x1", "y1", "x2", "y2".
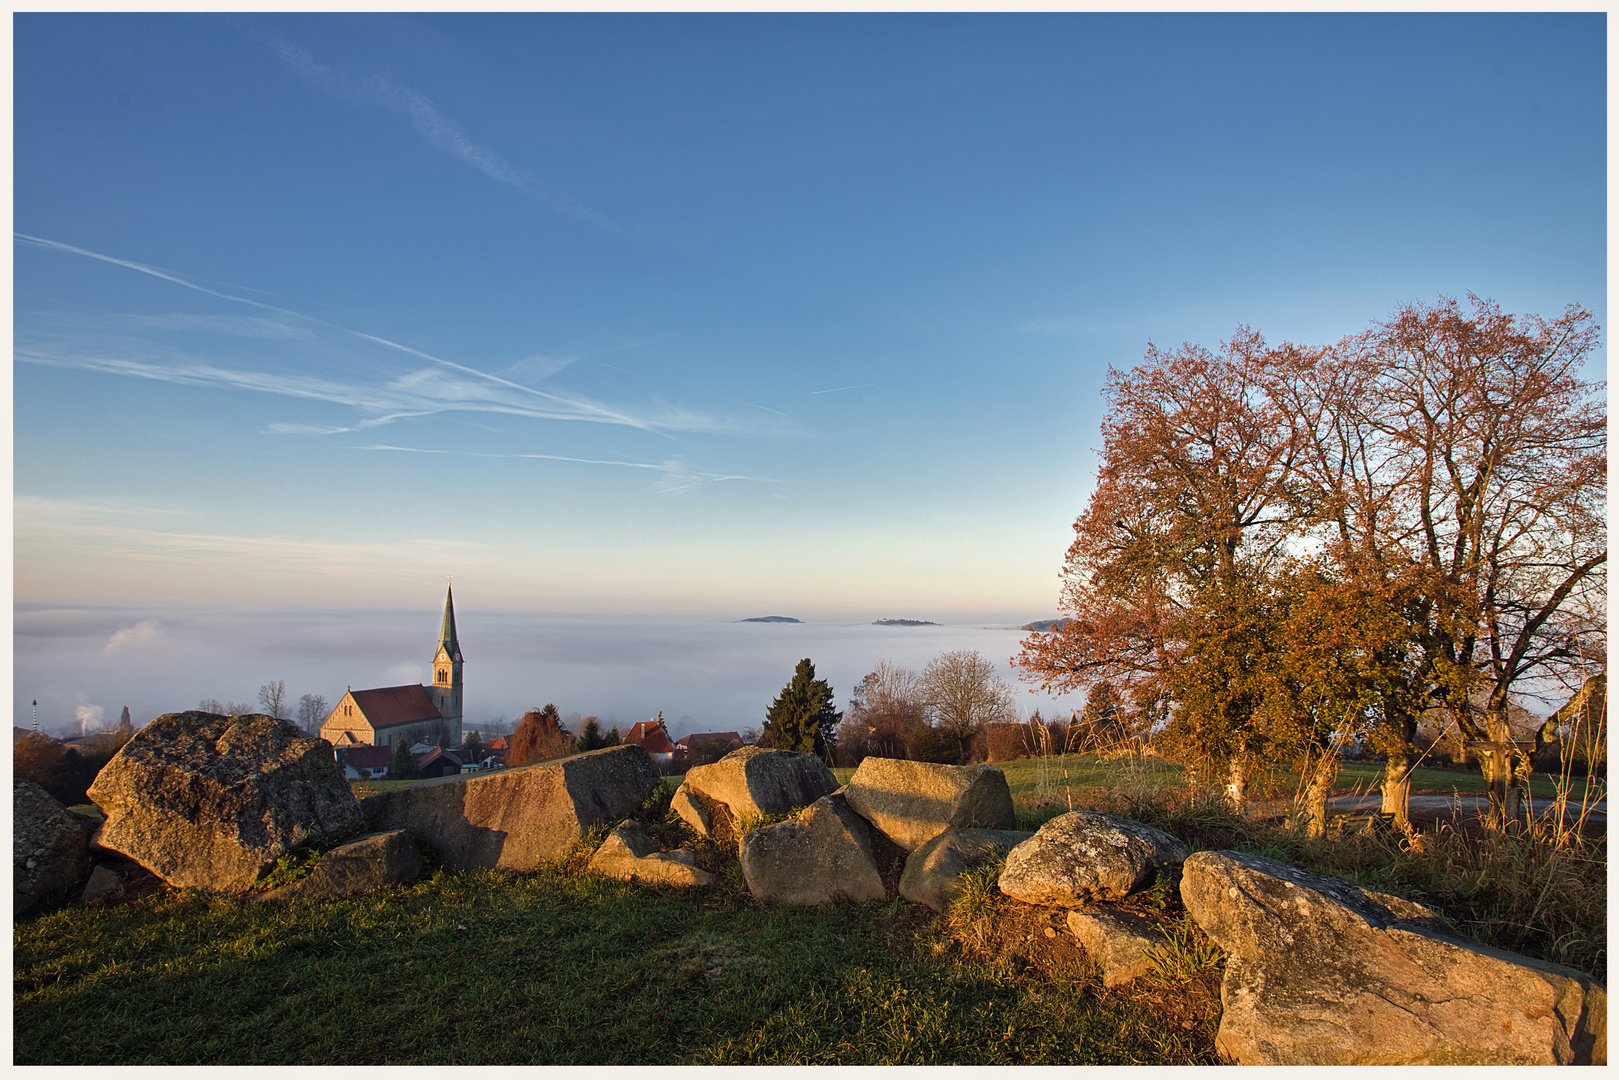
[
  {"x1": 624, "y1": 719, "x2": 675, "y2": 768},
  {"x1": 321, "y1": 585, "x2": 465, "y2": 750},
  {"x1": 672, "y1": 730, "x2": 743, "y2": 771}
]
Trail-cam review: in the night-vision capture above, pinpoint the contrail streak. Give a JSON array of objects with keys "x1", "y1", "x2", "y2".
[{"x1": 15, "y1": 232, "x2": 659, "y2": 433}]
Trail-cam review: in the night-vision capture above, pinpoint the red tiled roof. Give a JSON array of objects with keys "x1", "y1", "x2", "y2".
[
  {"x1": 625, "y1": 721, "x2": 674, "y2": 755},
  {"x1": 336, "y1": 744, "x2": 394, "y2": 769},
  {"x1": 486, "y1": 735, "x2": 509, "y2": 751},
  {"x1": 350, "y1": 685, "x2": 442, "y2": 730}
]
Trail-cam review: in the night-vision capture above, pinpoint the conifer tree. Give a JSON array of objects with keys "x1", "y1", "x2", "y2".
[
  {"x1": 575, "y1": 716, "x2": 606, "y2": 752},
  {"x1": 390, "y1": 738, "x2": 419, "y2": 780},
  {"x1": 762, "y1": 658, "x2": 842, "y2": 764}
]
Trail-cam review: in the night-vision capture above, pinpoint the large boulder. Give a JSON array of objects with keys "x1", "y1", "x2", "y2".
[
  {"x1": 681, "y1": 747, "x2": 839, "y2": 834},
  {"x1": 999, "y1": 811, "x2": 1188, "y2": 908},
  {"x1": 842, "y1": 758, "x2": 1015, "y2": 851},
  {"x1": 14, "y1": 780, "x2": 92, "y2": 914},
  {"x1": 898, "y1": 827, "x2": 1032, "y2": 913},
  {"x1": 588, "y1": 820, "x2": 713, "y2": 888},
  {"x1": 1182, "y1": 850, "x2": 1607, "y2": 1065},
  {"x1": 256, "y1": 829, "x2": 421, "y2": 902},
  {"x1": 670, "y1": 783, "x2": 714, "y2": 837},
  {"x1": 1066, "y1": 908, "x2": 1176, "y2": 987},
  {"x1": 740, "y1": 791, "x2": 885, "y2": 906},
  {"x1": 87, "y1": 711, "x2": 363, "y2": 892},
  {"x1": 361, "y1": 744, "x2": 660, "y2": 870}
]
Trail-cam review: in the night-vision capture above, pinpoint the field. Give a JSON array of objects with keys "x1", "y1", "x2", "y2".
[{"x1": 16, "y1": 755, "x2": 1605, "y2": 1065}]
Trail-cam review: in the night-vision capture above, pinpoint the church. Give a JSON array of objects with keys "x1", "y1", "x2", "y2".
[{"x1": 320, "y1": 584, "x2": 465, "y2": 750}]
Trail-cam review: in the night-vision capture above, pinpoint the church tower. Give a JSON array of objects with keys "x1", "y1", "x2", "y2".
[{"x1": 427, "y1": 583, "x2": 464, "y2": 744}]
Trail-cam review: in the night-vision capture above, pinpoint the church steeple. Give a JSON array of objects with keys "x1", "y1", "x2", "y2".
[
  {"x1": 428, "y1": 579, "x2": 464, "y2": 744},
  {"x1": 438, "y1": 583, "x2": 463, "y2": 662}
]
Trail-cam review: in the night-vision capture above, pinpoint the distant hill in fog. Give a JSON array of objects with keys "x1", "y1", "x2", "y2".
[
  {"x1": 1021, "y1": 618, "x2": 1072, "y2": 632},
  {"x1": 740, "y1": 616, "x2": 800, "y2": 623},
  {"x1": 873, "y1": 619, "x2": 937, "y2": 627}
]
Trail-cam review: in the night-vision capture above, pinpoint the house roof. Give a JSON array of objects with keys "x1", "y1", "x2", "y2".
[
  {"x1": 625, "y1": 720, "x2": 674, "y2": 755},
  {"x1": 486, "y1": 735, "x2": 509, "y2": 751},
  {"x1": 676, "y1": 731, "x2": 742, "y2": 750},
  {"x1": 336, "y1": 744, "x2": 393, "y2": 769},
  {"x1": 350, "y1": 684, "x2": 443, "y2": 730},
  {"x1": 412, "y1": 746, "x2": 461, "y2": 771}
]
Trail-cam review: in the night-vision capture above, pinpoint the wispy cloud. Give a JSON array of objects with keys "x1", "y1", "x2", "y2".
[
  {"x1": 275, "y1": 44, "x2": 618, "y2": 231},
  {"x1": 278, "y1": 44, "x2": 526, "y2": 188},
  {"x1": 14, "y1": 495, "x2": 192, "y2": 519},
  {"x1": 13, "y1": 234, "x2": 763, "y2": 435},
  {"x1": 355, "y1": 443, "x2": 777, "y2": 497},
  {"x1": 16, "y1": 498, "x2": 485, "y2": 574},
  {"x1": 809, "y1": 377, "x2": 924, "y2": 396}
]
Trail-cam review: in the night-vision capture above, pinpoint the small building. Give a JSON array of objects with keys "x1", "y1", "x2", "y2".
[
  {"x1": 624, "y1": 719, "x2": 675, "y2": 767},
  {"x1": 673, "y1": 731, "x2": 743, "y2": 770},
  {"x1": 411, "y1": 746, "x2": 463, "y2": 779},
  {"x1": 335, "y1": 744, "x2": 394, "y2": 780},
  {"x1": 321, "y1": 585, "x2": 465, "y2": 749}
]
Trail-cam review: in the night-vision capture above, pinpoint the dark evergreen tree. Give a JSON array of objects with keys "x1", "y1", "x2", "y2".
[
  {"x1": 575, "y1": 716, "x2": 607, "y2": 752},
  {"x1": 390, "y1": 738, "x2": 420, "y2": 780},
  {"x1": 762, "y1": 658, "x2": 842, "y2": 764}
]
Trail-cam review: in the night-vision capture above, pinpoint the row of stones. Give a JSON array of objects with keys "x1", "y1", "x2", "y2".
[
  {"x1": 17, "y1": 712, "x2": 1608, "y2": 1066},
  {"x1": 624, "y1": 748, "x2": 1609, "y2": 1067}
]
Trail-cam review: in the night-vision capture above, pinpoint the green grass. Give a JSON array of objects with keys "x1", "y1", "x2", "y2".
[
  {"x1": 15, "y1": 867, "x2": 1212, "y2": 1065},
  {"x1": 1331, "y1": 761, "x2": 1596, "y2": 801},
  {"x1": 20, "y1": 752, "x2": 1601, "y2": 1064}
]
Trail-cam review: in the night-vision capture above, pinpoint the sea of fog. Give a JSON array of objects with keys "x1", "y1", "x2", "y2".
[{"x1": 14, "y1": 604, "x2": 1089, "y2": 741}]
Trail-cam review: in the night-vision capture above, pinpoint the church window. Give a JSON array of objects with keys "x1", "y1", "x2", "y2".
[{"x1": 438, "y1": 668, "x2": 447, "y2": 683}]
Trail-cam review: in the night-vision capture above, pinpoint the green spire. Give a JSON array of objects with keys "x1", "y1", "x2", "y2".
[{"x1": 439, "y1": 583, "x2": 463, "y2": 661}]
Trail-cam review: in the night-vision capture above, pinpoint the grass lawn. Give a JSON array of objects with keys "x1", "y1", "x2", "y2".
[
  {"x1": 19, "y1": 753, "x2": 1601, "y2": 1064},
  {"x1": 15, "y1": 851, "x2": 1216, "y2": 1065}
]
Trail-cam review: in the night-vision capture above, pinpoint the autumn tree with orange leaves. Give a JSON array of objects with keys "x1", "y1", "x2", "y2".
[
  {"x1": 1016, "y1": 328, "x2": 1315, "y2": 814},
  {"x1": 1018, "y1": 297, "x2": 1605, "y2": 830}
]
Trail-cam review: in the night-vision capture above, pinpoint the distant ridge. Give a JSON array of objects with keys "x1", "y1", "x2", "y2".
[
  {"x1": 1021, "y1": 618, "x2": 1072, "y2": 632},
  {"x1": 740, "y1": 615, "x2": 801, "y2": 623},
  {"x1": 872, "y1": 618, "x2": 938, "y2": 627}
]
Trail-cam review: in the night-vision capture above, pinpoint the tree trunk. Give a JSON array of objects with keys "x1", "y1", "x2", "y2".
[
  {"x1": 1480, "y1": 702, "x2": 1517, "y2": 829},
  {"x1": 1300, "y1": 751, "x2": 1339, "y2": 839},
  {"x1": 1225, "y1": 756, "x2": 1251, "y2": 817},
  {"x1": 1380, "y1": 751, "x2": 1413, "y2": 828}
]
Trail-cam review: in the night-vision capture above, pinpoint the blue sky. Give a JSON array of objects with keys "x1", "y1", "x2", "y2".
[{"x1": 14, "y1": 13, "x2": 1606, "y2": 622}]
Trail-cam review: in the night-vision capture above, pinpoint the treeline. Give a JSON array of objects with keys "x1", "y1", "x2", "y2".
[
  {"x1": 1016, "y1": 297, "x2": 1606, "y2": 834},
  {"x1": 14, "y1": 731, "x2": 130, "y2": 806}
]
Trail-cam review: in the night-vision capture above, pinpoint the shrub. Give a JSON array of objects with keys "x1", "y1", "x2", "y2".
[{"x1": 13, "y1": 732, "x2": 125, "y2": 806}]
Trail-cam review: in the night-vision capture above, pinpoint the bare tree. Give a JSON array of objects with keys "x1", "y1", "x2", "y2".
[
  {"x1": 296, "y1": 693, "x2": 329, "y2": 736},
  {"x1": 921, "y1": 650, "x2": 1016, "y2": 764},
  {"x1": 1317, "y1": 297, "x2": 1605, "y2": 825},
  {"x1": 844, "y1": 659, "x2": 928, "y2": 762},
  {"x1": 199, "y1": 698, "x2": 252, "y2": 716},
  {"x1": 258, "y1": 680, "x2": 289, "y2": 720}
]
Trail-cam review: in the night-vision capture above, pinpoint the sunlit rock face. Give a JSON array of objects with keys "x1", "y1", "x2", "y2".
[
  {"x1": 360, "y1": 743, "x2": 659, "y2": 870},
  {"x1": 842, "y1": 758, "x2": 1016, "y2": 851},
  {"x1": 255, "y1": 829, "x2": 421, "y2": 902},
  {"x1": 739, "y1": 792, "x2": 884, "y2": 906},
  {"x1": 88, "y1": 710, "x2": 363, "y2": 892},
  {"x1": 587, "y1": 820, "x2": 712, "y2": 888},
  {"x1": 898, "y1": 827, "x2": 1031, "y2": 913},
  {"x1": 998, "y1": 811, "x2": 1188, "y2": 908},
  {"x1": 1182, "y1": 849, "x2": 1607, "y2": 1066},
  {"x1": 681, "y1": 746, "x2": 839, "y2": 834}
]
